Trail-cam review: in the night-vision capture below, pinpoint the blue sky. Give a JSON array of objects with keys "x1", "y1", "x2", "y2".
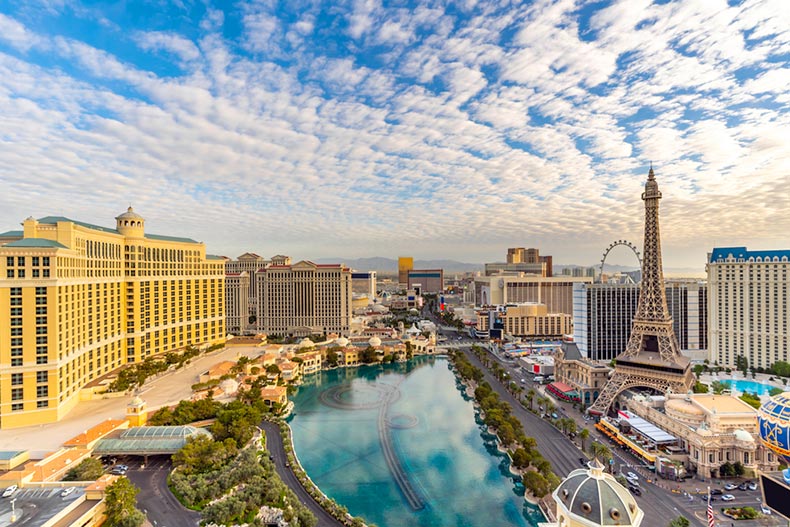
[{"x1": 0, "y1": 0, "x2": 788, "y2": 269}]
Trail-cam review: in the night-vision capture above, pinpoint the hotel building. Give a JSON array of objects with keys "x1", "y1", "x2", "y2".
[
  {"x1": 708, "y1": 247, "x2": 789, "y2": 369},
  {"x1": 474, "y1": 275, "x2": 592, "y2": 316},
  {"x1": 255, "y1": 260, "x2": 352, "y2": 337},
  {"x1": 0, "y1": 210, "x2": 225, "y2": 429},
  {"x1": 573, "y1": 280, "x2": 707, "y2": 361},
  {"x1": 225, "y1": 271, "x2": 250, "y2": 335},
  {"x1": 406, "y1": 269, "x2": 443, "y2": 294},
  {"x1": 477, "y1": 303, "x2": 572, "y2": 339}
]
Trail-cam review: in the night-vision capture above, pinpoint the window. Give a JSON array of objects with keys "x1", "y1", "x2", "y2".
[
  {"x1": 11, "y1": 403, "x2": 23, "y2": 412},
  {"x1": 6, "y1": 256, "x2": 13, "y2": 266},
  {"x1": 32, "y1": 269, "x2": 39, "y2": 278},
  {"x1": 35, "y1": 286, "x2": 46, "y2": 295},
  {"x1": 36, "y1": 355, "x2": 48, "y2": 365},
  {"x1": 37, "y1": 400, "x2": 48, "y2": 408},
  {"x1": 10, "y1": 307, "x2": 22, "y2": 316},
  {"x1": 36, "y1": 371, "x2": 47, "y2": 383},
  {"x1": 11, "y1": 358, "x2": 22, "y2": 367},
  {"x1": 32, "y1": 257, "x2": 39, "y2": 266},
  {"x1": 43, "y1": 269, "x2": 49, "y2": 278},
  {"x1": 36, "y1": 307, "x2": 46, "y2": 314},
  {"x1": 17, "y1": 256, "x2": 24, "y2": 266},
  {"x1": 10, "y1": 287, "x2": 21, "y2": 296},
  {"x1": 42, "y1": 257, "x2": 49, "y2": 266},
  {"x1": 11, "y1": 327, "x2": 22, "y2": 336},
  {"x1": 12, "y1": 388, "x2": 23, "y2": 401},
  {"x1": 11, "y1": 373, "x2": 22, "y2": 385},
  {"x1": 36, "y1": 386, "x2": 48, "y2": 398}
]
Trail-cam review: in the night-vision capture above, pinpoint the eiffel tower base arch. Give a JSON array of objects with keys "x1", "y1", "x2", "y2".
[{"x1": 587, "y1": 367, "x2": 694, "y2": 416}]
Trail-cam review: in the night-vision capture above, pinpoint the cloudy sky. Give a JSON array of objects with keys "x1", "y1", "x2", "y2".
[{"x1": 0, "y1": 1, "x2": 788, "y2": 269}]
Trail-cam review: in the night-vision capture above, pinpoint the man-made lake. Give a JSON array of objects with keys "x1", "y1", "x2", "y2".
[{"x1": 288, "y1": 357, "x2": 545, "y2": 527}]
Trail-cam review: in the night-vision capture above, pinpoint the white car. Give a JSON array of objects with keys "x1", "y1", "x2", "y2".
[
  {"x1": 724, "y1": 483, "x2": 737, "y2": 491},
  {"x1": 761, "y1": 504, "x2": 772, "y2": 515},
  {"x1": 626, "y1": 478, "x2": 640, "y2": 487},
  {"x1": 60, "y1": 486, "x2": 76, "y2": 497},
  {"x1": 2, "y1": 485, "x2": 17, "y2": 498},
  {"x1": 627, "y1": 472, "x2": 639, "y2": 481},
  {"x1": 721, "y1": 494, "x2": 735, "y2": 501}
]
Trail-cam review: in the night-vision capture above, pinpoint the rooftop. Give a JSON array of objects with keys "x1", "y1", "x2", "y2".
[
  {"x1": 34, "y1": 216, "x2": 199, "y2": 244},
  {"x1": 2, "y1": 238, "x2": 68, "y2": 248},
  {"x1": 692, "y1": 394, "x2": 757, "y2": 414},
  {"x1": 710, "y1": 246, "x2": 790, "y2": 263}
]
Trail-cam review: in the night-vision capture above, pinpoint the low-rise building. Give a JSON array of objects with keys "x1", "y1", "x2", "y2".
[
  {"x1": 554, "y1": 341, "x2": 611, "y2": 407},
  {"x1": 477, "y1": 303, "x2": 572, "y2": 339},
  {"x1": 627, "y1": 393, "x2": 779, "y2": 477},
  {"x1": 199, "y1": 360, "x2": 236, "y2": 383},
  {"x1": 260, "y1": 386, "x2": 288, "y2": 408}
]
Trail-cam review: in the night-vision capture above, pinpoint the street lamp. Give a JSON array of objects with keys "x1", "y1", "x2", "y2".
[{"x1": 10, "y1": 498, "x2": 16, "y2": 523}]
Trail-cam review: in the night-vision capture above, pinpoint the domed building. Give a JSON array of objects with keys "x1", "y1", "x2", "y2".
[
  {"x1": 540, "y1": 459, "x2": 643, "y2": 527},
  {"x1": 626, "y1": 393, "x2": 778, "y2": 478}
]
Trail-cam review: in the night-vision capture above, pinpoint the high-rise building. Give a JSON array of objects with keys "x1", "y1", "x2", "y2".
[
  {"x1": 474, "y1": 275, "x2": 592, "y2": 316},
  {"x1": 351, "y1": 271, "x2": 377, "y2": 299},
  {"x1": 407, "y1": 269, "x2": 443, "y2": 293},
  {"x1": 226, "y1": 271, "x2": 250, "y2": 335},
  {"x1": 226, "y1": 253, "x2": 268, "y2": 319},
  {"x1": 477, "y1": 303, "x2": 572, "y2": 339},
  {"x1": 573, "y1": 280, "x2": 707, "y2": 361},
  {"x1": 0, "y1": 210, "x2": 225, "y2": 429},
  {"x1": 397, "y1": 256, "x2": 413, "y2": 286},
  {"x1": 254, "y1": 260, "x2": 352, "y2": 337},
  {"x1": 487, "y1": 247, "x2": 552, "y2": 276},
  {"x1": 707, "y1": 247, "x2": 789, "y2": 369}
]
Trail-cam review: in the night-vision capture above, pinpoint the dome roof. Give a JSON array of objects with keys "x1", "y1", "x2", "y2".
[
  {"x1": 554, "y1": 459, "x2": 642, "y2": 527},
  {"x1": 733, "y1": 429, "x2": 754, "y2": 442},
  {"x1": 368, "y1": 336, "x2": 382, "y2": 347},
  {"x1": 116, "y1": 206, "x2": 144, "y2": 220},
  {"x1": 129, "y1": 396, "x2": 144, "y2": 407},
  {"x1": 335, "y1": 337, "x2": 349, "y2": 347},
  {"x1": 298, "y1": 338, "x2": 315, "y2": 349},
  {"x1": 665, "y1": 398, "x2": 704, "y2": 416},
  {"x1": 372, "y1": 304, "x2": 388, "y2": 313},
  {"x1": 758, "y1": 392, "x2": 790, "y2": 457}
]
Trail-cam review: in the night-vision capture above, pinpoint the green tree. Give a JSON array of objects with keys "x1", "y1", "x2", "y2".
[
  {"x1": 590, "y1": 441, "x2": 612, "y2": 465},
  {"x1": 579, "y1": 428, "x2": 590, "y2": 452},
  {"x1": 104, "y1": 477, "x2": 145, "y2": 527},
  {"x1": 326, "y1": 350, "x2": 339, "y2": 367},
  {"x1": 739, "y1": 391, "x2": 761, "y2": 409},
  {"x1": 266, "y1": 364, "x2": 281, "y2": 375},
  {"x1": 733, "y1": 461, "x2": 745, "y2": 476},
  {"x1": 773, "y1": 361, "x2": 790, "y2": 377},
  {"x1": 64, "y1": 457, "x2": 104, "y2": 481},
  {"x1": 693, "y1": 364, "x2": 704, "y2": 379},
  {"x1": 526, "y1": 389, "x2": 535, "y2": 411},
  {"x1": 769, "y1": 386, "x2": 783, "y2": 397},
  {"x1": 523, "y1": 470, "x2": 552, "y2": 498},
  {"x1": 693, "y1": 381, "x2": 709, "y2": 393},
  {"x1": 711, "y1": 380, "x2": 727, "y2": 394},
  {"x1": 667, "y1": 516, "x2": 690, "y2": 527}
]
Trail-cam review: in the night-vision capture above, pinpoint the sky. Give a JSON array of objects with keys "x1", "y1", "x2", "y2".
[{"x1": 0, "y1": 1, "x2": 788, "y2": 270}]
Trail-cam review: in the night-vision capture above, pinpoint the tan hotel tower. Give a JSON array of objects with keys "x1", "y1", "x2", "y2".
[{"x1": 0, "y1": 209, "x2": 225, "y2": 429}]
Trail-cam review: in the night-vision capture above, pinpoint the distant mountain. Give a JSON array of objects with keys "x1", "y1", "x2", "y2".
[{"x1": 313, "y1": 257, "x2": 482, "y2": 274}]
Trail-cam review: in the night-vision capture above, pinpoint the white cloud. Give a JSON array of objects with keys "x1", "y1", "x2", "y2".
[{"x1": 134, "y1": 31, "x2": 201, "y2": 63}]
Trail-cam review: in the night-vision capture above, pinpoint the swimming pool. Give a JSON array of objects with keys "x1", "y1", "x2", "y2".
[{"x1": 719, "y1": 379, "x2": 779, "y2": 396}]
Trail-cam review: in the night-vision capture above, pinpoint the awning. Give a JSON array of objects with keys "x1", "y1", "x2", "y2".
[{"x1": 619, "y1": 412, "x2": 676, "y2": 444}]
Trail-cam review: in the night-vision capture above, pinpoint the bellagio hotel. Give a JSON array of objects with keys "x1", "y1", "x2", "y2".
[{"x1": 0, "y1": 208, "x2": 225, "y2": 429}]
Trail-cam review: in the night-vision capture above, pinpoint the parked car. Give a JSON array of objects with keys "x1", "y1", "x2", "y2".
[
  {"x1": 721, "y1": 494, "x2": 735, "y2": 501},
  {"x1": 551, "y1": 413, "x2": 558, "y2": 419},
  {"x1": 761, "y1": 504, "x2": 772, "y2": 515},
  {"x1": 627, "y1": 472, "x2": 639, "y2": 481},
  {"x1": 628, "y1": 485, "x2": 642, "y2": 496},
  {"x1": 2, "y1": 485, "x2": 17, "y2": 498},
  {"x1": 579, "y1": 457, "x2": 587, "y2": 466},
  {"x1": 60, "y1": 487, "x2": 76, "y2": 497},
  {"x1": 747, "y1": 481, "x2": 758, "y2": 491},
  {"x1": 724, "y1": 483, "x2": 737, "y2": 491},
  {"x1": 627, "y1": 479, "x2": 640, "y2": 488},
  {"x1": 711, "y1": 488, "x2": 723, "y2": 495},
  {"x1": 737, "y1": 482, "x2": 749, "y2": 491}
]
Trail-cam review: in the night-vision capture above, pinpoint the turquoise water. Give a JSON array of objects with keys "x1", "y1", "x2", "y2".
[
  {"x1": 288, "y1": 357, "x2": 544, "y2": 527},
  {"x1": 720, "y1": 379, "x2": 776, "y2": 396}
]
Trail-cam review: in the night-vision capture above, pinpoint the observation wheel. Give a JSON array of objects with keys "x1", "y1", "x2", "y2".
[{"x1": 600, "y1": 240, "x2": 642, "y2": 282}]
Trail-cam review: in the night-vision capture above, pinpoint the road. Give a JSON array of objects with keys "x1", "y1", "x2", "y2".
[
  {"x1": 126, "y1": 455, "x2": 200, "y2": 527},
  {"x1": 260, "y1": 421, "x2": 344, "y2": 527},
  {"x1": 458, "y1": 346, "x2": 698, "y2": 527}
]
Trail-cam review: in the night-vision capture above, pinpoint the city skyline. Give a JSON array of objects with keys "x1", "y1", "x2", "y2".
[{"x1": 0, "y1": 1, "x2": 788, "y2": 268}]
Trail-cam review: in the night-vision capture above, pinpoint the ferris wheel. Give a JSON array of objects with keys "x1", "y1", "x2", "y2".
[{"x1": 599, "y1": 240, "x2": 642, "y2": 282}]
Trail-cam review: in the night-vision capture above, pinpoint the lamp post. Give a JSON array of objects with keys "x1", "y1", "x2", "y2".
[{"x1": 10, "y1": 498, "x2": 16, "y2": 522}]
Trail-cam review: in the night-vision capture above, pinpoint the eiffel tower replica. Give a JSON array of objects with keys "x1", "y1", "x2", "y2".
[{"x1": 588, "y1": 167, "x2": 694, "y2": 416}]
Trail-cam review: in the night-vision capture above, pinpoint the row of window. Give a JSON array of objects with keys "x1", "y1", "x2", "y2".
[
  {"x1": 6, "y1": 256, "x2": 50, "y2": 267},
  {"x1": 6, "y1": 269, "x2": 52, "y2": 278}
]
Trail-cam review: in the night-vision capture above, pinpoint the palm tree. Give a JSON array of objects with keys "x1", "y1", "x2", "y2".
[
  {"x1": 590, "y1": 441, "x2": 612, "y2": 465},
  {"x1": 566, "y1": 419, "x2": 577, "y2": 436},
  {"x1": 526, "y1": 389, "x2": 535, "y2": 411},
  {"x1": 579, "y1": 428, "x2": 590, "y2": 452}
]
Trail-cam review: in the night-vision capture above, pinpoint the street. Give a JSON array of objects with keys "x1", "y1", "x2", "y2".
[{"x1": 125, "y1": 455, "x2": 200, "y2": 527}]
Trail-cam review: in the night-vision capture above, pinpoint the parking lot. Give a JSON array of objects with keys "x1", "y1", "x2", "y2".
[{"x1": 0, "y1": 485, "x2": 85, "y2": 526}]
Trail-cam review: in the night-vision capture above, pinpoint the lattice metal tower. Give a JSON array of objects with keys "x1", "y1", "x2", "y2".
[{"x1": 588, "y1": 167, "x2": 694, "y2": 415}]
